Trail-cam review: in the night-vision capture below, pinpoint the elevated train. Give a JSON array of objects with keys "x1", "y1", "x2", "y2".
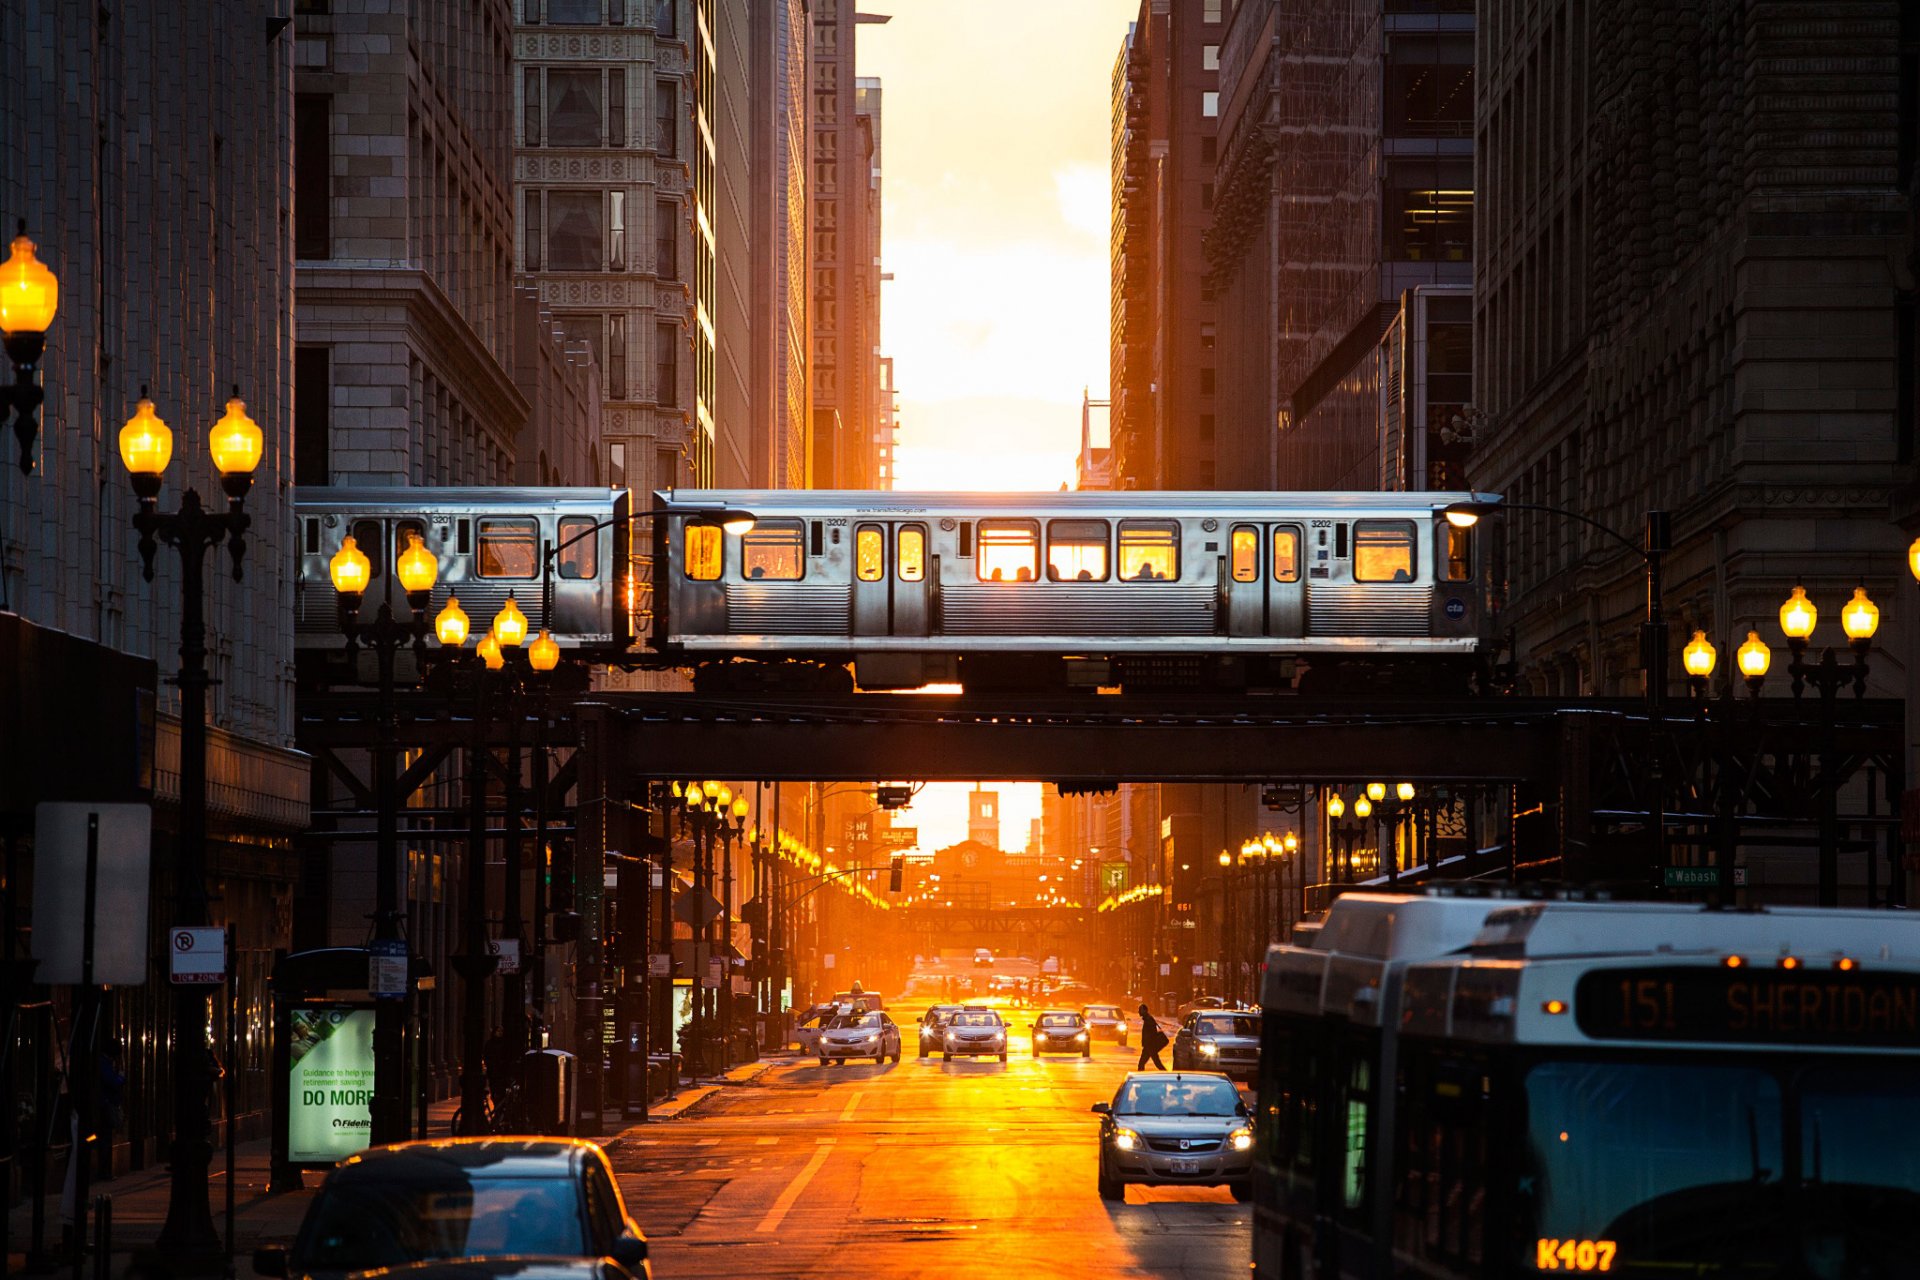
[{"x1": 294, "y1": 487, "x2": 1499, "y2": 691}]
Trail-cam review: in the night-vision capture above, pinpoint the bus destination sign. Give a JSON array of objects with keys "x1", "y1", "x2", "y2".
[{"x1": 1574, "y1": 966, "x2": 1920, "y2": 1047}]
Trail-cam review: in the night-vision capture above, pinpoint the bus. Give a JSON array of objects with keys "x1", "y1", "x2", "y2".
[{"x1": 1254, "y1": 892, "x2": 1920, "y2": 1279}]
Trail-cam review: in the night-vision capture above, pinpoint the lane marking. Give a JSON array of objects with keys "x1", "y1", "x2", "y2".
[
  {"x1": 755, "y1": 1140, "x2": 835, "y2": 1234},
  {"x1": 756, "y1": 1136, "x2": 777, "y2": 1145},
  {"x1": 840, "y1": 1091, "x2": 862, "y2": 1121}
]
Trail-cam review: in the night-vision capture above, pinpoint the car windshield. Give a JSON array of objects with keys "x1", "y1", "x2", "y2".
[
  {"x1": 952, "y1": 1012, "x2": 1000, "y2": 1027},
  {"x1": 1195, "y1": 1014, "x2": 1259, "y2": 1037},
  {"x1": 1115, "y1": 1078, "x2": 1243, "y2": 1117},
  {"x1": 1086, "y1": 1007, "x2": 1121, "y2": 1019},
  {"x1": 827, "y1": 1013, "x2": 882, "y2": 1030},
  {"x1": 294, "y1": 1176, "x2": 584, "y2": 1270},
  {"x1": 1517, "y1": 1059, "x2": 1920, "y2": 1276},
  {"x1": 1039, "y1": 1014, "x2": 1081, "y2": 1028}
]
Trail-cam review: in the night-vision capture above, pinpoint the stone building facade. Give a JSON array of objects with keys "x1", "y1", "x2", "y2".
[
  {"x1": 0, "y1": 0, "x2": 307, "y2": 1170},
  {"x1": 1207, "y1": 0, "x2": 1474, "y2": 491},
  {"x1": 748, "y1": 0, "x2": 813, "y2": 489}
]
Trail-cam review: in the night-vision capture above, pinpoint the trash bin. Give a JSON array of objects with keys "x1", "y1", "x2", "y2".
[{"x1": 520, "y1": 1049, "x2": 576, "y2": 1136}]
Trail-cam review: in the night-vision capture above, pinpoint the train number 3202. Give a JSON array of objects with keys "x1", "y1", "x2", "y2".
[{"x1": 1535, "y1": 1239, "x2": 1618, "y2": 1272}]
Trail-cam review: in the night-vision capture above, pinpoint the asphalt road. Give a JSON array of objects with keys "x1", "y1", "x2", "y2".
[{"x1": 608, "y1": 1010, "x2": 1250, "y2": 1279}]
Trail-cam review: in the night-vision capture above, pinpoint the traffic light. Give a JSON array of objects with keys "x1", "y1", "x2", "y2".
[
  {"x1": 888, "y1": 854, "x2": 904, "y2": 893},
  {"x1": 875, "y1": 784, "x2": 912, "y2": 810}
]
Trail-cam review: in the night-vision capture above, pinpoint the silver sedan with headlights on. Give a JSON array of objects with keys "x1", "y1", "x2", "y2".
[
  {"x1": 1030, "y1": 1011, "x2": 1092, "y2": 1058},
  {"x1": 1090, "y1": 1073, "x2": 1255, "y2": 1203},
  {"x1": 1081, "y1": 1004, "x2": 1130, "y2": 1047},
  {"x1": 1171, "y1": 1010, "x2": 1261, "y2": 1080},
  {"x1": 915, "y1": 1005, "x2": 964, "y2": 1058},
  {"x1": 816, "y1": 1011, "x2": 902, "y2": 1065},
  {"x1": 940, "y1": 1008, "x2": 1008, "y2": 1062}
]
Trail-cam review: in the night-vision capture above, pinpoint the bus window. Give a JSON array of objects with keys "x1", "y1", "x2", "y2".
[
  {"x1": 477, "y1": 519, "x2": 538, "y2": 577},
  {"x1": 1353, "y1": 520, "x2": 1415, "y2": 583},
  {"x1": 1230, "y1": 526, "x2": 1258, "y2": 582},
  {"x1": 742, "y1": 521, "x2": 805, "y2": 580},
  {"x1": 856, "y1": 526, "x2": 884, "y2": 582},
  {"x1": 898, "y1": 527, "x2": 926, "y2": 582},
  {"x1": 684, "y1": 522, "x2": 722, "y2": 581},
  {"x1": 1047, "y1": 519, "x2": 1110, "y2": 581},
  {"x1": 1341, "y1": 1047, "x2": 1373, "y2": 1217},
  {"x1": 977, "y1": 520, "x2": 1039, "y2": 582},
  {"x1": 1440, "y1": 522, "x2": 1471, "y2": 582},
  {"x1": 1394, "y1": 1047, "x2": 1491, "y2": 1270},
  {"x1": 1273, "y1": 527, "x2": 1301, "y2": 582},
  {"x1": 1118, "y1": 521, "x2": 1180, "y2": 581},
  {"x1": 557, "y1": 516, "x2": 599, "y2": 580}
]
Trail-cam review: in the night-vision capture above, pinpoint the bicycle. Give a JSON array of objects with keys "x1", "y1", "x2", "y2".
[{"x1": 450, "y1": 1079, "x2": 522, "y2": 1136}]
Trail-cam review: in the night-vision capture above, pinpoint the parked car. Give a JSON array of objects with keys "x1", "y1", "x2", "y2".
[
  {"x1": 1030, "y1": 1011, "x2": 1092, "y2": 1058},
  {"x1": 817, "y1": 1010, "x2": 903, "y2": 1065},
  {"x1": 1081, "y1": 1004, "x2": 1130, "y2": 1047},
  {"x1": 252, "y1": 1138, "x2": 649, "y2": 1279},
  {"x1": 940, "y1": 1008, "x2": 1008, "y2": 1061},
  {"x1": 915, "y1": 1005, "x2": 965, "y2": 1058},
  {"x1": 1171, "y1": 1010, "x2": 1261, "y2": 1080},
  {"x1": 1090, "y1": 1073, "x2": 1254, "y2": 1203}
]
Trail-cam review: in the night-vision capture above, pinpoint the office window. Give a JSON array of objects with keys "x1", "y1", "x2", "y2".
[
  {"x1": 609, "y1": 0, "x2": 625, "y2": 22},
  {"x1": 743, "y1": 522, "x2": 805, "y2": 580},
  {"x1": 656, "y1": 81, "x2": 677, "y2": 158},
  {"x1": 547, "y1": 190, "x2": 603, "y2": 270},
  {"x1": 1353, "y1": 521, "x2": 1416, "y2": 583},
  {"x1": 656, "y1": 322, "x2": 678, "y2": 406},
  {"x1": 1118, "y1": 522, "x2": 1180, "y2": 581},
  {"x1": 656, "y1": 200, "x2": 678, "y2": 277},
  {"x1": 1203, "y1": 44, "x2": 1220, "y2": 70},
  {"x1": 608, "y1": 69, "x2": 626, "y2": 146},
  {"x1": 1384, "y1": 160, "x2": 1473, "y2": 261},
  {"x1": 522, "y1": 0, "x2": 540, "y2": 20},
  {"x1": 294, "y1": 346, "x2": 330, "y2": 484},
  {"x1": 1203, "y1": 0, "x2": 1222, "y2": 21},
  {"x1": 654, "y1": 0, "x2": 676, "y2": 37},
  {"x1": 1385, "y1": 34, "x2": 1474, "y2": 138},
  {"x1": 1202, "y1": 91, "x2": 1219, "y2": 118},
  {"x1": 1200, "y1": 414, "x2": 1216, "y2": 439},
  {"x1": 1202, "y1": 183, "x2": 1214, "y2": 210},
  {"x1": 656, "y1": 446, "x2": 679, "y2": 491},
  {"x1": 976, "y1": 520, "x2": 1040, "y2": 582},
  {"x1": 1201, "y1": 368, "x2": 1216, "y2": 395},
  {"x1": 294, "y1": 95, "x2": 331, "y2": 259},
  {"x1": 609, "y1": 190, "x2": 626, "y2": 270},
  {"x1": 1201, "y1": 323, "x2": 1216, "y2": 351},
  {"x1": 524, "y1": 190, "x2": 543, "y2": 271},
  {"x1": 1046, "y1": 519, "x2": 1110, "y2": 582},
  {"x1": 608, "y1": 441, "x2": 625, "y2": 487},
  {"x1": 548, "y1": 0, "x2": 599, "y2": 23},
  {"x1": 547, "y1": 69, "x2": 601, "y2": 147},
  {"x1": 1201, "y1": 136, "x2": 1216, "y2": 163},
  {"x1": 608, "y1": 313, "x2": 627, "y2": 399}
]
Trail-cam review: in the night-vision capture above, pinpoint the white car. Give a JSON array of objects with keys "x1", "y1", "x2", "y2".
[
  {"x1": 817, "y1": 1011, "x2": 903, "y2": 1065},
  {"x1": 941, "y1": 1008, "x2": 1008, "y2": 1061},
  {"x1": 1081, "y1": 1004, "x2": 1130, "y2": 1047}
]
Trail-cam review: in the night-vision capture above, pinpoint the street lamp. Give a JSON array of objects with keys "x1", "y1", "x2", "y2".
[
  {"x1": 1, "y1": 226, "x2": 58, "y2": 473},
  {"x1": 328, "y1": 523, "x2": 438, "y2": 1147},
  {"x1": 118, "y1": 388, "x2": 261, "y2": 1264},
  {"x1": 1777, "y1": 584, "x2": 1880, "y2": 906},
  {"x1": 1736, "y1": 631, "x2": 1770, "y2": 696},
  {"x1": 1683, "y1": 630, "x2": 1718, "y2": 700},
  {"x1": 1365, "y1": 782, "x2": 1386, "y2": 804}
]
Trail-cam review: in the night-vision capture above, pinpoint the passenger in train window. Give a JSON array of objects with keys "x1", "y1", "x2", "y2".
[
  {"x1": 1118, "y1": 522, "x2": 1179, "y2": 582},
  {"x1": 1046, "y1": 519, "x2": 1110, "y2": 581}
]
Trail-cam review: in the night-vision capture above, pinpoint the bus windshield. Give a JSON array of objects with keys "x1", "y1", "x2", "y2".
[{"x1": 1520, "y1": 1059, "x2": 1920, "y2": 1275}]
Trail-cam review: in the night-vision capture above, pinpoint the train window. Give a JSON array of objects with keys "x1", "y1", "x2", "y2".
[
  {"x1": 1352, "y1": 520, "x2": 1415, "y2": 583},
  {"x1": 1230, "y1": 526, "x2": 1258, "y2": 582},
  {"x1": 684, "y1": 522, "x2": 722, "y2": 581},
  {"x1": 352, "y1": 520, "x2": 386, "y2": 578},
  {"x1": 557, "y1": 517, "x2": 599, "y2": 579},
  {"x1": 897, "y1": 527, "x2": 926, "y2": 582},
  {"x1": 958, "y1": 522, "x2": 974, "y2": 558},
  {"x1": 1273, "y1": 527, "x2": 1301, "y2": 582},
  {"x1": 477, "y1": 520, "x2": 538, "y2": 577},
  {"x1": 1046, "y1": 520, "x2": 1109, "y2": 581},
  {"x1": 457, "y1": 520, "x2": 471, "y2": 555},
  {"x1": 1118, "y1": 521, "x2": 1180, "y2": 582},
  {"x1": 856, "y1": 526, "x2": 884, "y2": 582},
  {"x1": 742, "y1": 521, "x2": 805, "y2": 580},
  {"x1": 976, "y1": 520, "x2": 1039, "y2": 582},
  {"x1": 1439, "y1": 522, "x2": 1471, "y2": 582},
  {"x1": 304, "y1": 519, "x2": 320, "y2": 555},
  {"x1": 394, "y1": 519, "x2": 427, "y2": 567}
]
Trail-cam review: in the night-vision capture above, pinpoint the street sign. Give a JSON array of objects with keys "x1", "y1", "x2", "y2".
[
  {"x1": 1101, "y1": 861, "x2": 1127, "y2": 895},
  {"x1": 648, "y1": 953, "x2": 672, "y2": 976},
  {"x1": 369, "y1": 938, "x2": 408, "y2": 999},
  {"x1": 489, "y1": 938, "x2": 521, "y2": 975},
  {"x1": 169, "y1": 926, "x2": 227, "y2": 985},
  {"x1": 823, "y1": 952, "x2": 836, "y2": 970},
  {"x1": 1663, "y1": 866, "x2": 1747, "y2": 889},
  {"x1": 673, "y1": 886, "x2": 725, "y2": 928},
  {"x1": 30, "y1": 802, "x2": 151, "y2": 986},
  {"x1": 846, "y1": 816, "x2": 871, "y2": 845},
  {"x1": 878, "y1": 826, "x2": 918, "y2": 848}
]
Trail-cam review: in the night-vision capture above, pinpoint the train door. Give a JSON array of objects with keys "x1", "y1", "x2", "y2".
[
  {"x1": 893, "y1": 524, "x2": 929, "y2": 636},
  {"x1": 852, "y1": 522, "x2": 931, "y2": 637},
  {"x1": 852, "y1": 523, "x2": 889, "y2": 636},
  {"x1": 1225, "y1": 524, "x2": 1305, "y2": 638}
]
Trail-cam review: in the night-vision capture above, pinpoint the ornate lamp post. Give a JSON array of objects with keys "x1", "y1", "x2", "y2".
[
  {"x1": 1778, "y1": 584, "x2": 1880, "y2": 905},
  {"x1": 328, "y1": 528, "x2": 438, "y2": 1144},
  {"x1": 119, "y1": 389, "x2": 262, "y2": 1262},
  {"x1": 0, "y1": 227, "x2": 58, "y2": 473}
]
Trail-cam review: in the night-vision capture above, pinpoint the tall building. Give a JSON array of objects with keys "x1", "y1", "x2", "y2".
[
  {"x1": 1207, "y1": 0, "x2": 1474, "y2": 490},
  {"x1": 1, "y1": 0, "x2": 304, "y2": 1167},
  {"x1": 968, "y1": 787, "x2": 1001, "y2": 851},
  {"x1": 809, "y1": 6, "x2": 889, "y2": 489},
  {"x1": 1110, "y1": 1, "x2": 1220, "y2": 490},
  {"x1": 747, "y1": 0, "x2": 813, "y2": 488},
  {"x1": 1472, "y1": 0, "x2": 1913, "y2": 715}
]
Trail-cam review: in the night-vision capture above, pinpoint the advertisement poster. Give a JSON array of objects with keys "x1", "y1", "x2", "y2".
[{"x1": 288, "y1": 1006, "x2": 374, "y2": 1163}]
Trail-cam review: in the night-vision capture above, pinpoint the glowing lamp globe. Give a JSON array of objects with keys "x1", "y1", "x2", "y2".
[
  {"x1": 1778, "y1": 587, "x2": 1816, "y2": 643},
  {"x1": 1327, "y1": 793, "x2": 1345, "y2": 819},
  {"x1": 477, "y1": 632, "x2": 504, "y2": 670},
  {"x1": 396, "y1": 533, "x2": 438, "y2": 596},
  {"x1": 1443, "y1": 507, "x2": 1479, "y2": 528},
  {"x1": 1910, "y1": 537, "x2": 1920, "y2": 585},
  {"x1": 0, "y1": 231, "x2": 58, "y2": 334},
  {"x1": 435, "y1": 596, "x2": 470, "y2": 647},
  {"x1": 1737, "y1": 631, "x2": 1771, "y2": 679},
  {"x1": 118, "y1": 395, "x2": 173, "y2": 480},
  {"x1": 716, "y1": 785, "x2": 733, "y2": 809},
  {"x1": 722, "y1": 514, "x2": 756, "y2": 536},
  {"x1": 1354, "y1": 797, "x2": 1373, "y2": 819},
  {"x1": 1218, "y1": 850, "x2": 1232, "y2": 867},
  {"x1": 732, "y1": 797, "x2": 749, "y2": 821},
  {"x1": 1395, "y1": 782, "x2": 1415, "y2": 802},
  {"x1": 670, "y1": 781, "x2": 684, "y2": 799},
  {"x1": 208, "y1": 394, "x2": 264, "y2": 478},
  {"x1": 492, "y1": 594, "x2": 528, "y2": 647},
  {"x1": 1682, "y1": 630, "x2": 1717, "y2": 679},
  {"x1": 1365, "y1": 782, "x2": 1387, "y2": 804},
  {"x1": 1841, "y1": 587, "x2": 1879, "y2": 643},
  {"x1": 528, "y1": 629, "x2": 560, "y2": 672},
  {"x1": 329, "y1": 536, "x2": 372, "y2": 596},
  {"x1": 1284, "y1": 832, "x2": 1299, "y2": 853}
]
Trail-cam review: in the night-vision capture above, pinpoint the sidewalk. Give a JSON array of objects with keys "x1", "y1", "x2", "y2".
[{"x1": 610, "y1": 1056, "x2": 778, "y2": 1129}]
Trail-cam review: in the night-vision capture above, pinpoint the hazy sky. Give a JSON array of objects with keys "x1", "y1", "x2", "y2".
[{"x1": 861, "y1": 0, "x2": 1139, "y2": 494}]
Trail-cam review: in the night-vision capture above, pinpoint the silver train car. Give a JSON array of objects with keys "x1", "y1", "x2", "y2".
[
  {"x1": 653, "y1": 490, "x2": 1499, "y2": 691},
  {"x1": 293, "y1": 487, "x2": 631, "y2": 655}
]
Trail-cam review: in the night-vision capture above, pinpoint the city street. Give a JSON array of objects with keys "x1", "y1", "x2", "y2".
[{"x1": 611, "y1": 1014, "x2": 1248, "y2": 1279}]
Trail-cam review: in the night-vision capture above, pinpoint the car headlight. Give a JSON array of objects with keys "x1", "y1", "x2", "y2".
[
  {"x1": 1199, "y1": 1043, "x2": 1219, "y2": 1057},
  {"x1": 1075, "y1": 1031, "x2": 1088, "y2": 1041},
  {"x1": 1230, "y1": 1127, "x2": 1254, "y2": 1151},
  {"x1": 1113, "y1": 1127, "x2": 1142, "y2": 1152}
]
